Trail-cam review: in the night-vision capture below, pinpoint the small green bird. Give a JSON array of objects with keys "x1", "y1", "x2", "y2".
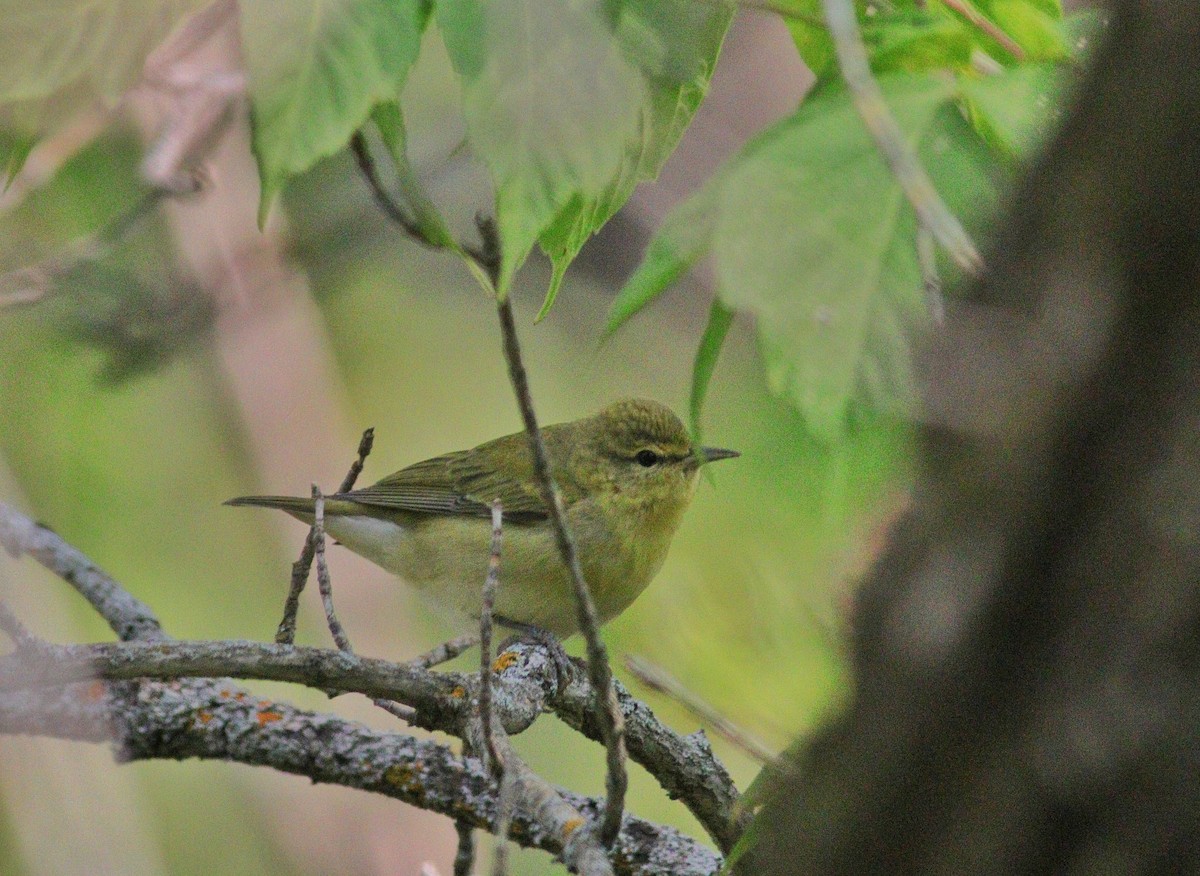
[{"x1": 227, "y1": 398, "x2": 738, "y2": 638}]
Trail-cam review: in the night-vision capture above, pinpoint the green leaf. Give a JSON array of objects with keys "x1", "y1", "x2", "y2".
[
  {"x1": 983, "y1": 0, "x2": 1069, "y2": 59},
  {"x1": 780, "y1": 0, "x2": 835, "y2": 78},
  {"x1": 240, "y1": 0, "x2": 427, "y2": 224},
  {"x1": 534, "y1": 0, "x2": 731, "y2": 318},
  {"x1": 961, "y1": 63, "x2": 1066, "y2": 161},
  {"x1": 862, "y1": 10, "x2": 974, "y2": 74},
  {"x1": 438, "y1": 0, "x2": 646, "y2": 295},
  {"x1": 370, "y1": 101, "x2": 456, "y2": 247},
  {"x1": 626, "y1": 73, "x2": 1002, "y2": 440},
  {"x1": 689, "y1": 299, "x2": 734, "y2": 440},
  {"x1": 605, "y1": 181, "x2": 719, "y2": 334},
  {"x1": 0, "y1": 0, "x2": 207, "y2": 105}
]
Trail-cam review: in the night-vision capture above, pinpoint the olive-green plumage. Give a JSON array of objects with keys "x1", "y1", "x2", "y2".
[{"x1": 227, "y1": 398, "x2": 738, "y2": 637}]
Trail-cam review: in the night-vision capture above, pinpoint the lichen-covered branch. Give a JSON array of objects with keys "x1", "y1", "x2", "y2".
[
  {"x1": 0, "y1": 677, "x2": 719, "y2": 876},
  {"x1": 0, "y1": 500, "x2": 739, "y2": 871}
]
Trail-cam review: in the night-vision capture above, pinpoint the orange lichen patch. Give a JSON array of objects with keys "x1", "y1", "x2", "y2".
[
  {"x1": 219, "y1": 689, "x2": 231, "y2": 698},
  {"x1": 492, "y1": 650, "x2": 519, "y2": 672},
  {"x1": 234, "y1": 691, "x2": 247, "y2": 702},
  {"x1": 384, "y1": 764, "x2": 422, "y2": 793},
  {"x1": 196, "y1": 710, "x2": 213, "y2": 724},
  {"x1": 450, "y1": 686, "x2": 466, "y2": 699},
  {"x1": 85, "y1": 681, "x2": 107, "y2": 701},
  {"x1": 258, "y1": 700, "x2": 271, "y2": 708},
  {"x1": 256, "y1": 710, "x2": 283, "y2": 725},
  {"x1": 562, "y1": 817, "x2": 585, "y2": 837}
]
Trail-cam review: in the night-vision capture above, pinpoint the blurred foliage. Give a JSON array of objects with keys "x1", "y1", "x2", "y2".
[
  {"x1": 616, "y1": 1, "x2": 1099, "y2": 441},
  {"x1": 0, "y1": 126, "x2": 910, "y2": 873}
]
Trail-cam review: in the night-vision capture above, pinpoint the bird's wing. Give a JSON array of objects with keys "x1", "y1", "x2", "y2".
[{"x1": 335, "y1": 438, "x2": 549, "y2": 521}]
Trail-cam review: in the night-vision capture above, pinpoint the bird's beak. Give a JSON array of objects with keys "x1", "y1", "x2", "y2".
[{"x1": 699, "y1": 446, "x2": 740, "y2": 464}]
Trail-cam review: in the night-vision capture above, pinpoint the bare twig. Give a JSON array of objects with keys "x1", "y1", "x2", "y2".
[
  {"x1": 477, "y1": 500, "x2": 513, "y2": 873},
  {"x1": 312, "y1": 486, "x2": 353, "y2": 652},
  {"x1": 275, "y1": 427, "x2": 373, "y2": 644},
  {"x1": 461, "y1": 714, "x2": 613, "y2": 876},
  {"x1": 453, "y1": 819, "x2": 476, "y2": 876},
  {"x1": 0, "y1": 501, "x2": 164, "y2": 642},
  {"x1": 491, "y1": 770, "x2": 517, "y2": 876},
  {"x1": 0, "y1": 601, "x2": 39, "y2": 651},
  {"x1": 822, "y1": 0, "x2": 982, "y2": 274},
  {"x1": 350, "y1": 132, "x2": 434, "y2": 247},
  {"x1": 338, "y1": 428, "x2": 376, "y2": 494},
  {"x1": 412, "y1": 634, "x2": 480, "y2": 670},
  {"x1": 624, "y1": 656, "x2": 775, "y2": 765},
  {"x1": 349, "y1": 132, "x2": 498, "y2": 286},
  {"x1": 478, "y1": 500, "x2": 505, "y2": 774},
  {"x1": 495, "y1": 297, "x2": 628, "y2": 845}
]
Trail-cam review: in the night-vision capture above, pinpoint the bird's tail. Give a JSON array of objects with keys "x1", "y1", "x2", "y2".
[
  {"x1": 224, "y1": 494, "x2": 371, "y2": 522},
  {"x1": 224, "y1": 495, "x2": 317, "y2": 522}
]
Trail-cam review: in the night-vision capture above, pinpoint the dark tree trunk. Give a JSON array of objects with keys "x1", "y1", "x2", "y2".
[{"x1": 745, "y1": 2, "x2": 1200, "y2": 872}]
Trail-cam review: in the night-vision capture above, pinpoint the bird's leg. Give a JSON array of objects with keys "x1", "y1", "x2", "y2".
[{"x1": 494, "y1": 616, "x2": 576, "y2": 692}]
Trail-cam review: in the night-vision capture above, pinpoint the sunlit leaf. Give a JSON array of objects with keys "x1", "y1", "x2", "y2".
[
  {"x1": 980, "y1": 0, "x2": 1069, "y2": 59},
  {"x1": 240, "y1": 0, "x2": 427, "y2": 224},
  {"x1": 438, "y1": 0, "x2": 644, "y2": 295}
]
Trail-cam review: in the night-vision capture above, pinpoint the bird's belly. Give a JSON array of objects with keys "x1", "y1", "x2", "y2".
[{"x1": 322, "y1": 512, "x2": 669, "y2": 639}]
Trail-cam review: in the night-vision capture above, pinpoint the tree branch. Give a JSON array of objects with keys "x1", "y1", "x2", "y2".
[
  {"x1": 0, "y1": 500, "x2": 742, "y2": 864},
  {"x1": 0, "y1": 677, "x2": 719, "y2": 876}
]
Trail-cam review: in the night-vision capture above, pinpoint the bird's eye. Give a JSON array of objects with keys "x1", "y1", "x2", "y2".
[{"x1": 635, "y1": 449, "x2": 660, "y2": 467}]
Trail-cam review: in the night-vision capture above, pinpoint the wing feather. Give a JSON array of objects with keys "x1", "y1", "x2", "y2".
[{"x1": 335, "y1": 435, "x2": 549, "y2": 521}]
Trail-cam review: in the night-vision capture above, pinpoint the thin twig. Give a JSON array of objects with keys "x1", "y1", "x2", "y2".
[
  {"x1": 312, "y1": 486, "x2": 353, "y2": 652},
  {"x1": 0, "y1": 601, "x2": 39, "y2": 651},
  {"x1": 411, "y1": 634, "x2": 480, "y2": 670},
  {"x1": 276, "y1": 428, "x2": 373, "y2": 644},
  {"x1": 491, "y1": 770, "x2": 517, "y2": 876},
  {"x1": 0, "y1": 501, "x2": 164, "y2": 642},
  {"x1": 453, "y1": 818, "x2": 475, "y2": 876},
  {"x1": 350, "y1": 132, "x2": 433, "y2": 246},
  {"x1": 624, "y1": 655, "x2": 775, "y2": 765},
  {"x1": 477, "y1": 500, "x2": 512, "y2": 874},
  {"x1": 495, "y1": 298, "x2": 627, "y2": 846},
  {"x1": 350, "y1": 132, "x2": 497, "y2": 285},
  {"x1": 822, "y1": 0, "x2": 982, "y2": 274},
  {"x1": 478, "y1": 500, "x2": 505, "y2": 774},
  {"x1": 940, "y1": 0, "x2": 1026, "y2": 60}
]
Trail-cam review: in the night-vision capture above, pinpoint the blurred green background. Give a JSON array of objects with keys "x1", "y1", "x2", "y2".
[{"x1": 0, "y1": 19, "x2": 912, "y2": 876}]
